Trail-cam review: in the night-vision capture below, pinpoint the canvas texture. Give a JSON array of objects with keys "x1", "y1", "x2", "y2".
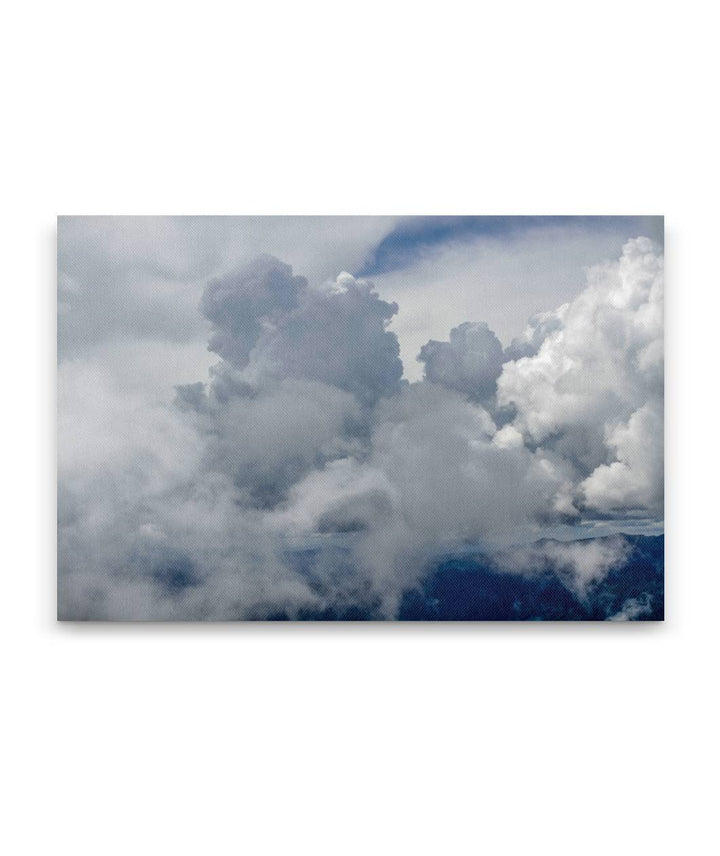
[{"x1": 57, "y1": 216, "x2": 664, "y2": 620}]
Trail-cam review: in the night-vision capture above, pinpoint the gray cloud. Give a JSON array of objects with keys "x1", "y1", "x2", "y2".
[
  {"x1": 418, "y1": 321, "x2": 504, "y2": 400},
  {"x1": 58, "y1": 216, "x2": 398, "y2": 361},
  {"x1": 246, "y1": 273, "x2": 403, "y2": 406},
  {"x1": 181, "y1": 376, "x2": 364, "y2": 510},
  {"x1": 197, "y1": 264, "x2": 403, "y2": 406},
  {"x1": 172, "y1": 263, "x2": 403, "y2": 513},
  {"x1": 504, "y1": 305, "x2": 567, "y2": 361},
  {"x1": 201, "y1": 255, "x2": 307, "y2": 367}
]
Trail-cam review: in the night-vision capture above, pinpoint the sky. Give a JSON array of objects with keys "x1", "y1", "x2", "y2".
[{"x1": 57, "y1": 216, "x2": 664, "y2": 619}]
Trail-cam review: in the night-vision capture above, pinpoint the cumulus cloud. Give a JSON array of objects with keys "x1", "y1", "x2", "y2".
[
  {"x1": 267, "y1": 382, "x2": 580, "y2": 612},
  {"x1": 497, "y1": 237, "x2": 664, "y2": 518},
  {"x1": 418, "y1": 321, "x2": 504, "y2": 400},
  {"x1": 581, "y1": 401, "x2": 664, "y2": 514},
  {"x1": 504, "y1": 304, "x2": 568, "y2": 361},
  {"x1": 198, "y1": 261, "x2": 402, "y2": 405},
  {"x1": 57, "y1": 216, "x2": 399, "y2": 360},
  {"x1": 245, "y1": 272, "x2": 403, "y2": 406},
  {"x1": 58, "y1": 233, "x2": 664, "y2": 619},
  {"x1": 58, "y1": 256, "x2": 406, "y2": 617},
  {"x1": 201, "y1": 255, "x2": 308, "y2": 366},
  {"x1": 180, "y1": 375, "x2": 364, "y2": 510},
  {"x1": 367, "y1": 218, "x2": 663, "y2": 382}
]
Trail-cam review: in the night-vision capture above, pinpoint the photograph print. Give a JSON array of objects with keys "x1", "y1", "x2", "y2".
[{"x1": 57, "y1": 215, "x2": 664, "y2": 621}]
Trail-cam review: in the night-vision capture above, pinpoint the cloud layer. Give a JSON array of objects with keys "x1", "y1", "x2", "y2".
[{"x1": 58, "y1": 232, "x2": 664, "y2": 619}]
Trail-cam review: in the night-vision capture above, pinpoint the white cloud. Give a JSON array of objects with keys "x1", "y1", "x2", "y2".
[
  {"x1": 491, "y1": 537, "x2": 631, "y2": 596},
  {"x1": 581, "y1": 402, "x2": 664, "y2": 514},
  {"x1": 497, "y1": 237, "x2": 664, "y2": 517},
  {"x1": 370, "y1": 223, "x2": 659, "y2": 381},
  {"x1": 608, "y1": 593, "x2": 654, "y2": 621}
]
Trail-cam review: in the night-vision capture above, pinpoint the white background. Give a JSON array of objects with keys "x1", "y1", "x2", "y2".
[{"x1": 2, "y1": 1, "x2": 718, "y2": 854}]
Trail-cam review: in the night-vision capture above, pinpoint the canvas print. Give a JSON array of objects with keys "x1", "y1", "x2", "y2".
[{"x1": 58, "y1": 216, "x2": 664, "y2": 621}]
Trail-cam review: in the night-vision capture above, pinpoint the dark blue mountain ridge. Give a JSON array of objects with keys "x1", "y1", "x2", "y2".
[{"x1": 264, "y1": 534, "x2": 664, "y2": 621}]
